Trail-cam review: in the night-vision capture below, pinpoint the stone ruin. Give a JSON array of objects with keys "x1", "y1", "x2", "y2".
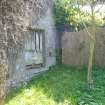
[{"x1": 0, "y1": 0, "x2": 56, "y2": 104}]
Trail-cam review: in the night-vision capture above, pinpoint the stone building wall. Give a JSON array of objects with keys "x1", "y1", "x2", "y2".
[
  {"x1": 7, "y1": 8, "x2": 56, "y2": 87},
  {"x1": 62, "y1": 27, "x2": 105, "y2": 67}
]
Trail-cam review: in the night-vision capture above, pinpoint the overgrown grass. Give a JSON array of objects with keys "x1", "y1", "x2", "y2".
[{"x1": 5, "y1": 65, "x2": 105, "y2": 105}]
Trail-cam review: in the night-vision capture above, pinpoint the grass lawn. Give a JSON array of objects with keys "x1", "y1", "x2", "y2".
[{"x1": 5, "y1": 65, "x2": 105, "y2": 105}]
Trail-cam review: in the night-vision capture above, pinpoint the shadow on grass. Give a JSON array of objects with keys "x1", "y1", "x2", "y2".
[{"x1": 5, "y1": 65, "x2": 105, "y2": 105}]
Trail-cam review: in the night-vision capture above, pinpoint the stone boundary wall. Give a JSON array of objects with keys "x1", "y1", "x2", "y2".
[{"x1": 62, "y1": 27, "x2": 105, "y2": 67}]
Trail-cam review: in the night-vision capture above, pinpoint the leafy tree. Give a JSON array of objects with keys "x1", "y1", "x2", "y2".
[
  {"x1": 54, "y1": 0, "x2": 105, "y2": 89},
  {"x1": 54, "y1": 0, "x2": 105, "y2": 31},
  {"x1": 54, "y1": 0, "x2": 92, "y2": 31},
  {"x1": 54, "y1": 0, "x2": 83, "y2": 31},
  {"x1": 77, "y1": 0, "x2": 105, "y2": 89}
]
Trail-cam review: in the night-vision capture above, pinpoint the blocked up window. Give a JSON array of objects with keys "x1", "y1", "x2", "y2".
[{"x1": 25, "y1": 29, "x2": 45, "y2": 69}]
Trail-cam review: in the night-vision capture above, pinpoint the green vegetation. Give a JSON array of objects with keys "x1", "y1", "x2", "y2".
[
  {"x1": 54, "y1": 0, "x2": 105, "y2": 31},
  {"x1": 5, "y1": 65, "x2": 105, "y2": 105},
  {"x1": 54, "y1": 0, "x2": 84, "y2": 31}
]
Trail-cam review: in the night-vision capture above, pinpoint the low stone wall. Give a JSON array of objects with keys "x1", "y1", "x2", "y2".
[{"x1": 62, "y1": 27, "x2": 105, "y2": 67}]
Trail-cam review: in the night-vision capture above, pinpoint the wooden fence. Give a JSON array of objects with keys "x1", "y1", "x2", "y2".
[{"x1": 62, "y1": 27, "x2": 105, "y2": 67}]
